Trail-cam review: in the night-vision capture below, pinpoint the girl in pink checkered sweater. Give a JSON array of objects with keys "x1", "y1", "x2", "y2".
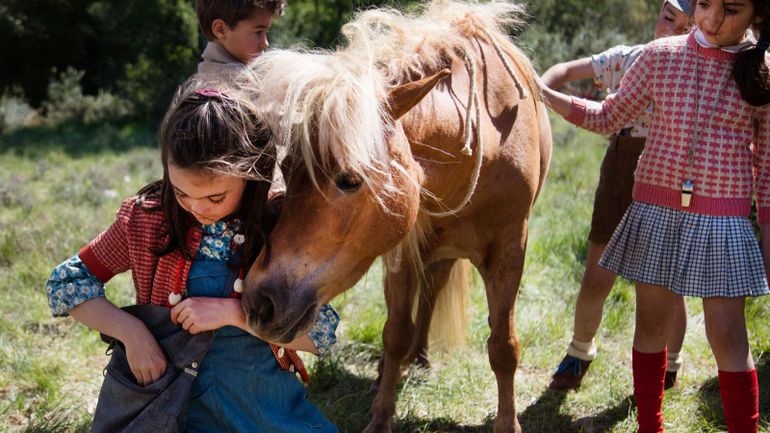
[{"x1": 540, "y1": 0, "x2": 770, "y2": 432}]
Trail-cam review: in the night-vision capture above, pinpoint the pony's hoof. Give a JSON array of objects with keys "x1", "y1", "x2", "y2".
[
  {"x1": 414, "y1": 351, "x2": 431, "y2": 369},
  {"x1": 493, "y1": 417, "x2": 522, "y2": 433}
]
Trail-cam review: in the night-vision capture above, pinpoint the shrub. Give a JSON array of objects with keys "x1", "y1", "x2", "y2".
[
  {"x1": 0, "y1": 88, "x2": 37, "y2": 132},
  {"x1": 42, "y1": 68, "x2": 134, "y2": 126}
]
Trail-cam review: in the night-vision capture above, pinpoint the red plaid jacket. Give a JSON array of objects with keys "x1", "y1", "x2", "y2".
[{"x1": 79, "y1": 196, "x2": 308, "y2": 381}]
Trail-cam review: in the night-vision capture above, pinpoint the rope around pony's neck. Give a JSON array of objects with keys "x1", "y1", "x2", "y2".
[
  {"x1": 422, "y1": 31, "x2": 528, "y2": 218},
  {"x1": 481, "y1": 26, "x2": 528, "y2": 101},
  {"x1": 423, "y1": 54, "x2": 484, "y2": 218}
]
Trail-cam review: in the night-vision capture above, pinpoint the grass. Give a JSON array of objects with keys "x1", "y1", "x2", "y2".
[{"x1": 2, "y1": 117, "x2": 770, "y2": 432}]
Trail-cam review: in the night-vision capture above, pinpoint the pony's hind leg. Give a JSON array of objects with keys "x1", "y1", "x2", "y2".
[
  {"x1": 365, "y1": 263, "x2": 420, "y2": 433},
  {"x1": 479, "y1": 232, "x2": 527, "y2": 433},
  {"x1": 407, "y1": 258, "x2": 457, "y2": 369}
]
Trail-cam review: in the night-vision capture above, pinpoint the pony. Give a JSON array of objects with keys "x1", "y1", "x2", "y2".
[{"x1": 238, "y1": 1, "x2": 552, "y2": 432}]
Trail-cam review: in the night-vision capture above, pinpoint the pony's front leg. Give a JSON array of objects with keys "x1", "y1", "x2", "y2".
[
  {"x1": 480, "y1": 238, "x2": 526, "y2": 433},
  {"x1": 364, "y1": 265, "x2": 418, "y2": 433}
]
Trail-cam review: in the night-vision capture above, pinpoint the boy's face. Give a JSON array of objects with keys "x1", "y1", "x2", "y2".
[
  {"x1": 213, "y1": 9, "x2": 273, "y2": 63},
  {"x1": 655, "y1": 1, "x2": 693, "y2": 38}
]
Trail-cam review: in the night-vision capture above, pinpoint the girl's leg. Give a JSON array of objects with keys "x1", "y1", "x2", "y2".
[
  {"x1": 664, "y1": 296, "x2": 687, "y2": 388},
  {"x1": 703, "y1": 297, "x2": 758, "y2": 433},
  {"x1": 634, "y1": 283, "x2": 676, "y2": 433}
]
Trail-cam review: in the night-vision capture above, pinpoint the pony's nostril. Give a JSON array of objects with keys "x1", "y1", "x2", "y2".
[{"x1": 254, "y1": 293, "x2": 275, "y2": 326}]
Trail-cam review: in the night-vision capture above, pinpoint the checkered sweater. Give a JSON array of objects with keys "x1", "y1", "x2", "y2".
[
  {"x1": 78, "y1": 196, "x2": 308, "y2": 380},
  {"x1": 567, "y1": 31, "x2": 770, "y2": 223}
]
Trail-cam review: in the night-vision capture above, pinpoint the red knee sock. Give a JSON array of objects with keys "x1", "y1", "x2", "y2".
[
  {"x1": 718, "y1": 369, "x2": 759, "y2": 433},
  {"x1": 633, "y1": 348, "x2": 667, "y2": 433}
]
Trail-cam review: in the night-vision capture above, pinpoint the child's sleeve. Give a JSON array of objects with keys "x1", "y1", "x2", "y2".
[
  {"x1": 46, "y1": 254, "x2": 106, "y2": 317},
  {"x1": 754, "y1": 105, "x2": 770, "y2": 224},
  {"x1": 308, "y1": 304, "x2": 340, "y2": 356},
  {"x1": 567, "y1": 45, "x2": 654, "y2": 135},
  {"x1": 591, "y1": 45, "x2": 624, "y2": 92},
  {"x1": 77, "y1": 199, "x2": 134, "y2": 283},
  {"x1": 46, "y1": 198, "x2": 135, "y2": 316}
]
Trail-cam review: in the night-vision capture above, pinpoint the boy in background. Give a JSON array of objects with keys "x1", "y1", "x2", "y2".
[
  {"x1": 196, "y1": 0, "x2": 287, "y2": 74},
  {"x1": 542, "y1": 0, "x2": 693, "y2": 392}
]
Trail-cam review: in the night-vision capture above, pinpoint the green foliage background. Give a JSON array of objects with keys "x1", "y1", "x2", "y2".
[{"x1": 0, "y1": 0, "x2": 663, "y2": 124}]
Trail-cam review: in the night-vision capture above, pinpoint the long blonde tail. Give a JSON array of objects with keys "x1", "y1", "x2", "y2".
[{"x1": 429, "y1": 259, "x2": 470, "y2": 350}]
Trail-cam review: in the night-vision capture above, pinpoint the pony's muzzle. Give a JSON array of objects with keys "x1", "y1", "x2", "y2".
[{"x1": 242, "y1": 279, "x2": 319, "y2": 344}]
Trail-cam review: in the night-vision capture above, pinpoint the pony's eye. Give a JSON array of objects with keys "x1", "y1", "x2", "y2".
[{"x1": 335, "y1": 172, "x2": 363, "y2": 192}]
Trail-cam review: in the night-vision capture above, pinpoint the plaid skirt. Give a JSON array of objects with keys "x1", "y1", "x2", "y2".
[{"x1": 599, "y1": 201, "x2": 770, "y2": 298}]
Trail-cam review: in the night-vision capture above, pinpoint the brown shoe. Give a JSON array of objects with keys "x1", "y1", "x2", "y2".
[
  {"x1": 548, "y1": 355, "x2": 592, "y2": 392},
  {"x1": 664, "y1": 370, "x2": 678, "y2": 390}
]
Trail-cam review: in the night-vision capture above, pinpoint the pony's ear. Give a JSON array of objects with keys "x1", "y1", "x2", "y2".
[{"x1": 387, "y1": 69, "x2": 451, "y2": 120}]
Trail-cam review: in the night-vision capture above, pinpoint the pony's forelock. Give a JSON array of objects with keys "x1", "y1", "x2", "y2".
[{"x1": 239, "y1": 50, "x2": 399, "y2": 208}]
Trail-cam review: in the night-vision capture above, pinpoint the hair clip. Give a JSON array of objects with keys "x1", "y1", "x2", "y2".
[
  {"x1": 758, "y1": 40, "x2": 770, "y2": 51},
  {"x1": 195, "y1": 88, "x2": 230, "y2": 98}
]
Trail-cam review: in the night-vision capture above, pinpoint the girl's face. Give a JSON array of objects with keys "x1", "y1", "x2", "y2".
[
  {"x1": 168, "y1": 163, "x2": 247, "y2": 225},
  {"x1": 694, "y1": 0, "x2": 756, "y2": 46}
]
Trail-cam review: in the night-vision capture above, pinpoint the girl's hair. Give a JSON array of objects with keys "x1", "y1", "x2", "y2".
[
  {"x1": 734, "y1": 0, "x2": 770, "y2": 106},
  {"x1": 137, "y1": 75, "x2": 275, "y2": 265},
  {"x1": 196, "y1": 0, "x2": 287, "y2": 41}
]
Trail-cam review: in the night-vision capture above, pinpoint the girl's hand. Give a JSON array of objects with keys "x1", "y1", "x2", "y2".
[
  {"x1": 170, "y1": 297, "x2": 239, "y2": 334},
  {"x1": 68, "y1": 298, "x2": 168, "y2": 387},
  {"x1": 122, "y1": 326, "x2": 168, "y2": 387}
]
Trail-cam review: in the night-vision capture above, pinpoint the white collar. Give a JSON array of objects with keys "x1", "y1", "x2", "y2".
[{"x1": 693, "y1": 28, "x2": 756, "y2": 53}]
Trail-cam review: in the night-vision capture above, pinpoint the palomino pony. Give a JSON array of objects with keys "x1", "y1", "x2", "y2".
[{"x1": 239, "y1": 1, "x2": 551, "y2": 432}]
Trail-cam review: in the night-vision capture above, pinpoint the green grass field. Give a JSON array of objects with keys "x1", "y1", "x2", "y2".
[{"x1": 2, "y1": 117, "x2": 770, "y2": 433}]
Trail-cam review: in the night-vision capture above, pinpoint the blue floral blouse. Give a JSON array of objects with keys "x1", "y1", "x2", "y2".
[{"x1": 46, "y1": 219, "x2": 339, "y2": 355}]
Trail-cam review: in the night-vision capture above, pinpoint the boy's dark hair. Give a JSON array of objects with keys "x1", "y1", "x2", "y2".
[
  {"x1": 138, "y1": 76, "x2": 276, "y2": 265},
  {"x1": 733, "y1": 0, "x2": 769, "y2": 106},
  {"x1": 196, "y1": 0, "x2": 288, "y2": 41}
]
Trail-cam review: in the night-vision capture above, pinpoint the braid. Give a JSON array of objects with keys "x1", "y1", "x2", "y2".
[{"x1": 733, "y1": 4, "x2": 770, "y2": 106}]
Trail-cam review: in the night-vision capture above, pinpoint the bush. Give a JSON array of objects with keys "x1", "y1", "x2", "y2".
[
  {"x1": 42, "y1": 68, "x2": 134, "y2": 126},
  {"x1": 0, "y1": 88, "x2": 37, "y2": 132}
]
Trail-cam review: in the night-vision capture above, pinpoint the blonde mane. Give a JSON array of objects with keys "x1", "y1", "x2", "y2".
[
  {"x1": 340, "y1": 0, "x2": 533, "y2": 89},
  {"x1": 238, "y1": 0, "x2": 536, "y2": 209}
]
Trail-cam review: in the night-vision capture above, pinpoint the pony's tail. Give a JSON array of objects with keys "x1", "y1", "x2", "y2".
[{"x1": 429, "y1": 259, "x2": 470, "y2": 350}]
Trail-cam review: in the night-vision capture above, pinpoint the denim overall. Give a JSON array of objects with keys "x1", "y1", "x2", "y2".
[{"x1": 185, "y1": 258, "x2": 338, "y2": 433}]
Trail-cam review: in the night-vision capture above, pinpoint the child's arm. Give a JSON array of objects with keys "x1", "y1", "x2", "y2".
[
  {"x1": 539, "y1": 45, "x2": 652, "y2": 135},
  {"x1": 70, "y1": 298, "x2": 168, "y2": 386},
  {"x1": 540, "y1": 57, "x2": 594, "y2": 90},
  {"x1": 538, "y1": 58, "x2": 595, "y2": 118},
  {"x1": 170, "y1": 297, "x2": 338, "y2": 354},
  {"x1": 47, "y1": 253, "x2": 168, "y2": 386}
]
